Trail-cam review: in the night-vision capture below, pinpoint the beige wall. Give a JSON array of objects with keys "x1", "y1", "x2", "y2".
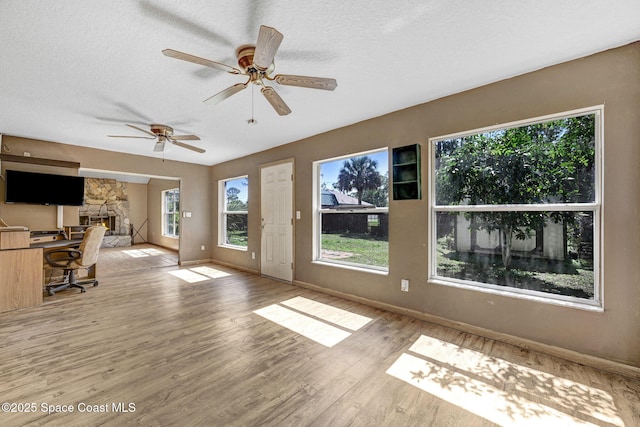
[
  {"x1": 127, "y1": 182, "x2": 148, "y2": 244},
  {"x1": 0, "y1": 137, "x2": 211, "y2": 262},
  {"x1": 147, "y1": 178, "x2": 180, "y2": 251},
  {"x1": 211, "y1": 42, "x2": 640, "y2": 368}
]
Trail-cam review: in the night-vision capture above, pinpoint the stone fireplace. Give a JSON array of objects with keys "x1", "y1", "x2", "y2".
[{"x1": 79, "y1": 178, "x2": 132, "y2": 247}]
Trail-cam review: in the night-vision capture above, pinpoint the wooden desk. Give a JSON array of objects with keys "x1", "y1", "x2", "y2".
[
  {"x1": 31, "y1": 239, "x2": 84, "y2": 249},
  {"x1": 0, "y1": 230, "x2": 43, "y2": 313}
]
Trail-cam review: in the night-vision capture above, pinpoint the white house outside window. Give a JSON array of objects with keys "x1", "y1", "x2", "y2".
[
  {"x1": 219, "y1": 176, "x2": 248, "y2": 249},
  {"x1": 162, "y1": 188, "x2": 180, "y2": 238},
  {"x1": 430, "y1": 106, "x2": 602, "y2": 309},
  {"x1": 314, "y1": 149, "x2": 389, "y2": 271}
]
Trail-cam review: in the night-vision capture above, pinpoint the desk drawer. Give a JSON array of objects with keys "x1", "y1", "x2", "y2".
[
  {"x1": 0, "y1": 230, "x2": 30, "y2": 249},
  {"x1": 30, "y1": 235, "x2": 60, "y2": 244}
]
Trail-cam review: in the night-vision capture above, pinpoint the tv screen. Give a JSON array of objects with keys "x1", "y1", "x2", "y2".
[{"x1": 4, "y1": 170, "x2": 85, "y2": 206}]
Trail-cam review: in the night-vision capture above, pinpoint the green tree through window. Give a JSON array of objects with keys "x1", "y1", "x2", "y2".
[
  {"x1": 163, "y1": 188, "x2": 180, "y2": 238},
  {"x1": 431, "y1": 108, "x2": 600, "y2": 304},
  {"x1": 220, "y1": 176, "x2": 248, "y2": 248},
  {"x1": 316, "y1": 150, "x2": 389, "y2": 270}
]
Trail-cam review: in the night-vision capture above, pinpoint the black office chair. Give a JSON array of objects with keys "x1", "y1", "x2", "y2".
[{"x1": 44, "y1": 225, "x2": 106, "y2": 296}]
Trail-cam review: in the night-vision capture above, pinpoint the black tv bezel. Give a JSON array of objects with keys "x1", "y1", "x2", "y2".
[{"x1": 4, "y1": 169, "x2": 85, "y2": 206}]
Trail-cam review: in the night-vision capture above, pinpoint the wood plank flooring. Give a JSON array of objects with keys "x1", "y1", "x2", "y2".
[
  {"x1": 96, "y1": 243, "x2": 178, "y2": 275},
  {"x1": 1, "y1": 261, "x2": 639, "y2": 426}
]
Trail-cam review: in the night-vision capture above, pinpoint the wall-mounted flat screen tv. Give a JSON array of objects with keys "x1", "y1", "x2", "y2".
[{"x1": 4, "y1": 169, "x2": 85, "y2": 206}]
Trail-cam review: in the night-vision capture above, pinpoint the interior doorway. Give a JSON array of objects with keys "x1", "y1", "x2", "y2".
[{"x1": 78, "y1": 168, "x2": 181, "y2": 271}]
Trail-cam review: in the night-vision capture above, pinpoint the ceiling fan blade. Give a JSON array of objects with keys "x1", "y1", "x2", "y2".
[
  {"x1": 203, "y1": 82, "x2": 248, "y2": 105},
  {"x1": 171, "y1": 134, "x2": 200, "y2": 141},
  {"x1": 274, "y1": 74, "x2": 337, "y2": 91},
  {"x1": 108, "y1": 135, "x2": 155, "y2": 139},
  {"x1": 162, "y1": 49, "x2": 242, "y2": 74},
  {"x1": 153, "y1": 140, "x2": 166, "y2": 152},
  {"x1": 253, "y1": 25, "x2": 283, "y2": 71},
  {"x1": 261, "y1": 86, "x2": 291, "y2": 116},
  {"x1": 126, "y1": 124, "x2": 157, "y2": 137},
  {"x1": 171, "y1": 140, "x2": 206, "y2": 153}
]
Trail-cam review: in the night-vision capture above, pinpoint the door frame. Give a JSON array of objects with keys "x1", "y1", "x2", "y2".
[{"x1": 259, "y1": 158, "x2": 295, "y2": 281}]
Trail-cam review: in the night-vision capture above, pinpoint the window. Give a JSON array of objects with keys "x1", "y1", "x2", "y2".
[
  {"x1": 219, "y1": 176, "x2": 248, "y2": 249},
  {"x1": 162, "y1": 188, "x2": 180, "y2": 238},
  {"x1": 430, "y1": 107, "x2": 602, "y2": 308},
  {"x1": 314, "y1": 149, "x2": 389, "y2": 271}
]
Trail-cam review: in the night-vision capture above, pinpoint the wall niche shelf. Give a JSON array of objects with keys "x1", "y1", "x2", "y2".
[{"x1": 392, "y1": 144, "x2": 421, "y2": 200}]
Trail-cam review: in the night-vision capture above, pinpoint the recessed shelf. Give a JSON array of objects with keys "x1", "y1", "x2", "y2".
[{"x1": 392, "y1": 144, "x2": 421, "y2": 200}]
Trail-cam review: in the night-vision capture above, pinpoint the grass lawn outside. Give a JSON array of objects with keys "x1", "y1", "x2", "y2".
[
  {"x1": 227, "y1": 230, "x2": 248, "y2": 247},
  {"x1": 321, "y1": 233, "x2": 388, "y2": 268}
]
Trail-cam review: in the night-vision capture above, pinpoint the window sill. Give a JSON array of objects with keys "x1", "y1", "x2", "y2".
[
  {"x1": 161, "y1": 235, "x2": 179, "y2": 239},
  {"x1": 312, "y1": 260, "x2": 388, "y2": 275},
  {"x1": 429, "y1": 276, "x2": 604, "y2": 313},
  {"x1": 218, "y1": 244, "x2": 248, "y2": 252}
]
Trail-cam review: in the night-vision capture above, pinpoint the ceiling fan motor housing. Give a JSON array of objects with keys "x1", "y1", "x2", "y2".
[
  {"x1": 150, "y1": 124, "x2": 173, "y2": 137},
  {"x1": 236, "y1": 45, "x2": 275, "y2": 81}
]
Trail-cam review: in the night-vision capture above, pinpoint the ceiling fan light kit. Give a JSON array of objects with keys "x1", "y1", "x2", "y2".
[{"x1": 163, "y1": 25, "x2": 338, "y2": 117}]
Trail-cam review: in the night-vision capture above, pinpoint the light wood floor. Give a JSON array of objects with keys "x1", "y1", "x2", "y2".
[
  {"x1": 97, "y1": 243, "x2": 179, "y2": 275},
  {"x1": 2, "y1": 262, "x2": 639, "y2": 426}
]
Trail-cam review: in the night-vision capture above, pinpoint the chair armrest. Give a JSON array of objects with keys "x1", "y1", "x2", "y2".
[{"x1": 45, "y1": 249, "x2": 82, "y2": 268}]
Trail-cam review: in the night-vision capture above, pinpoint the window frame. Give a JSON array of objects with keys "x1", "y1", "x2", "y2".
[
  {"x1": 162, "y1": 188, "x2": 180, "y2": 239},
  {"x1": 218, "y1": 175, "x2": 249, "y2": 251},
  {"x1": 428, "y1": 106, "x2": 603, "y2": 310},
  {"x1": 312, "y1": 148, "x2": 390, "y2": 273}
]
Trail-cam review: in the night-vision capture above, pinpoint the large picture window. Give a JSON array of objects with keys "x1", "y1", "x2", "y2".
[
  {"x1": 219, "y1": 176, "x2": 248, "y2": 249},
  {"x1": 430, "y1": 107, "x2": 602, "y2": 308},
  {"x1": 162, "y1": 188, "x2": 180, "y2": 238},
  {"x1": 314, "y1": 149, "x2": 389, "y2": 271}
]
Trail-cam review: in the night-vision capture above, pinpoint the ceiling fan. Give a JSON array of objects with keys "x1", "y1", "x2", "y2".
[
  {"x1": 108, "y1": 124, "x2": 205, "y2": 153},
  {"x1": 163, "y1": 25, "x2": 337, "y2": 116}
]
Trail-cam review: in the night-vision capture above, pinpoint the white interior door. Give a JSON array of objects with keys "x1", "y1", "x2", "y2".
[{"x1": 260, "y1": 161, "x2": 293, "y2": 281}]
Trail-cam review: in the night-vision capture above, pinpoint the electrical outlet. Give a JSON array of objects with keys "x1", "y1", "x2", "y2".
[
  {"x1": 201, "y1": 245, "x2": 205, "y2": 251},
  {"x1": 401, "y1": 279, "x2": 409, "y2": 292},
  {"x1": 251, "y1": 252, "x2": 256, "y2": 260}
]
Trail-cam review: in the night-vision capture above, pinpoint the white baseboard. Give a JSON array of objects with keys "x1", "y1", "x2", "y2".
[{"x1": 209, "y1": 259, "x2": 259, "y2": 275}]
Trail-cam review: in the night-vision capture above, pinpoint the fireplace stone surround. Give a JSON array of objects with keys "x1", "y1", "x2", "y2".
[{"x1": 78, "y1": 178, "x2": 131, "y2": 247}]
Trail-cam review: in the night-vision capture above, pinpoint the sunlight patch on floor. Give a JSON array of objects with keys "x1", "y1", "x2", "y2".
[
  {"x1": 254, "y1": 296, "x2": 372, "y2": 347},
  {"x1": 168, "y1": 269, "x2": 210, "y2": 283},
  {"x1": 190, "y1": 266, "x2": 231, "y2": 278},
  {"x1": 280, "y1": 296, "x2": 372, "y2": 331},
  {"x1": 254, "y1": 304, "x2": 351, "y2": 347},
  {"x1": 386, "y1": 335, "x2": 624, "y2": 427},
  {"x1": 122, "y1": 248, "x2": 166, "y2": 258},
  {"x1": 167, "y1": 266, "x2": 231, "y2": 283}
]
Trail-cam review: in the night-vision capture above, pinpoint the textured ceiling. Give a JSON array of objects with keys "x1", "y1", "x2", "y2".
[{"x1": 1, "y1": 0, "x2": 639, "y2": 167}]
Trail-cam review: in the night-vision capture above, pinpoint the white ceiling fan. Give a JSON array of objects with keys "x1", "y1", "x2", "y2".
[
  {"x1": 108, "y1": 124, "x2": 205, "y2": 153},
  {"x1": 163, "y1": 25, "x2": 337, "y2": 116}
]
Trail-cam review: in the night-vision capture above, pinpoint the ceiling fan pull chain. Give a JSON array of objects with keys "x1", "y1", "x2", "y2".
[{"x1": 248, "y1": 83, "x2": 257, "y2": 125}]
